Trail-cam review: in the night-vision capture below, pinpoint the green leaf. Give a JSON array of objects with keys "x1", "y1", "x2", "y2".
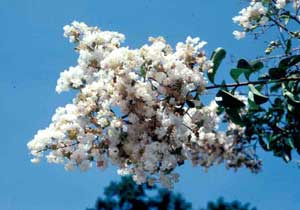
[
  {"x1": 282, "y1": 149, "x2": 292, "y2": 163},
  {"x1": 269, "y1": 133, "x2": 281, "y2": 144},
  {"x1": 281, "y1": 15, "x2": 290, "y2": 25},
  {"x1": 270, "y1": 83, "x2": 281, "y2": 92},
  {"x1": 258, "y1": 74, "x2": 270, "y2": 80},
  {"x1": 216, "y1": 106, "x2": 225, "y2": 115},
  {"x1": 285, "y1": 38, "x2": 292, "y2": 55},
  {"x1": 209, "y1": 48, "x2": 226, "y2": 84},
  {"x1": 262, "y1": 0, "x2": 270, "y2": 3},
  {"x1": 140, "y1": 65, "x2": 146, "y2": 77},
  {"x1": 269, "y1": 67, "x2": 285, "y2": 79},
  {"x1": 285, "y1": 138, "x2": 295, "y2": 149},
  {"x1": 288, "y1": 55, "x2": 300, "y2": 66},
  {"x1": 258, "y1": 136, "x2": 271, "y2": 151},
  {"x1": 279, "y1": 57, "x2": 291, "y2": 70},
  {"x1": 220, "y1": 80, "x2": 228, "y2": 91},
  {"x1": 284, "y1": 89, "x2": 300, "y2": 106},
  {"x1": 248, "y1": 98, "x2": 262, "y2": 111},
  {"x1": 225, "y1": 108, "x2": 244, "y2": 125},
  {"x1": 230, "y1": 68, "x2": 248, "y2": 82},
  {"x1": 235, "y1": 59, "x2": 263, "y2": 80},
  {"x1": 274, "y1": 97, "x2": 283, "y2": 106},
  {"x1": 248, "y1": 84, "x2": 269, "y2": 104},
  {"x1": 216, "y1": 90, "x2": 246, "y2": 108},
  {"x1": 278, "y1": 55, "x2": 300, "y2": 70},
  {"x1": 287, "y1": 104, "x2": 294, "y2": 112},
  {"x1": 250, "y1": 60, "x2": 264, "y2": 71},
  {"x1": 282, "y1": 82, "x2": 300, "y2": 106},
  {"x1": 237, "y1": 59, "x2": 252, "y2": 70}
]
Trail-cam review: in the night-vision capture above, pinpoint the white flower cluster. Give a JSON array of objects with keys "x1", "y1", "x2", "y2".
[
  {"x1": 275, "y1": 0, "x2": 299, "y2": 10},
  {"x1": 233, "y1": 1, "x2": 268, "y2": 29},
  {"x1": 232, "y1": 1, "x2": 268, "y2": 39},
  {"x1": 28, "y1": 21, "x2": 261, "y2": 188},
  {"x1": 232, "y1": 0, "x2": 300, "y2": 40}
]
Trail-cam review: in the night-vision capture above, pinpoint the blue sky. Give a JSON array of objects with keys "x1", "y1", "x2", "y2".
[{"x1": 0, "y1": 0, "x2": 299, "y2": 210}]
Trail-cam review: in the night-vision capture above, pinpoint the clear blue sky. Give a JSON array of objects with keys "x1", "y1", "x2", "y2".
[{"x1": 0, "y1": 0, "x2": 299, "y2": 210}]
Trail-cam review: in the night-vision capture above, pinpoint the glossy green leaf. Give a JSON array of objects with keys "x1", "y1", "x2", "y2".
[
  {"x1": 248, "y1": 98, "x2": 262, "y2": 111},
  {"x1": 235, "y1": 59, "x2": 263, "y2": 80},
  {"x1": 258, "y1": 74, "x2": 270, "y2": 80},
  {"x1": 269, "y1": 67, "x2": 285, "y2": 79},
  {"x1": 216, "y1": 90, "x2": 246, "y2": 108},
  {"x1": 248, "y1": 84, "x2": 269, "y2": 104},
  {"x1": 258, "y1": 136, "x2": 271, "y2": 151},
  {"x1": 230, "y1": 68, "x2": 248, "y2": 82},
  {"x1": 279, "y1": 12, "x2": 290, "y2": 27},
  {"x1": 283, "y1": 149, "x2": 292, "y2": 163},
  {"x1": 285, "y1": 38, "x2": 292, "y2": 55},
  {"x1": 219, "y1": 80, "x2": 228, "y2": 91},
  {"x1": 237, "y1": 59, "x2": 251, "y2": 69},
  {"x1": 283, "y1": 82, "x2": 300, "y2": 106},
  {"x1": 225, "y1": 108, "x2": 244, "y2": 125},
  {"x1": 288, "y1": 55, "x2": 300, "y2": 66},
  {"x1": 279, "y1": 57, "x2": 291, "y2": 70},
  {"x1": 250, "y1": 60, "x2": 264, "y2": 71},
  {"x1": 285, "y1": 138, "x2": 295, "y2": 149},
  {"x1": 278, "y1": 55, "x2": 300, "y2": 70},
  {"x1": 216, "y1": 106, "x2": 225, "y2": 115},
  {"x1": 284, "y1": 90, "x2": 300, "y2": 106},
  {"x1": 209, "y1": 48, "x2": 226, "y2": 84},
  {"x1": 268, "y1": 134, "x2": 278, "y2": 144}
]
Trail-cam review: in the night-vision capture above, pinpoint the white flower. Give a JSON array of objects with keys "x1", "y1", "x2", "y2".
[
  {"x1": 233, "y1": 1, "x2": 268, "y2": 31},
  {"x1": 64, "y1": 161, "x2": 76, "y2": 171},
  {"x1": 79, "y1": 160, "x2": 92, "y2": 171},
  {"x1": 233, "y1": 30, "x2": 246, "y2": 40},
  {"x1": 56, "y1": 66, "x2": 84, "y2": 93},
  {"x1": 293, "y1": 0, "x2": 300, "y2": 9},
  {"x1": 275, "y1": 0, "x2": 287, "y2": 9},
  {"x1": 28, "y1": 21, "x2": 261, "y2": 188},
  {"x1": 30, "y1": 158, "x2": 40, "y2": 164}
]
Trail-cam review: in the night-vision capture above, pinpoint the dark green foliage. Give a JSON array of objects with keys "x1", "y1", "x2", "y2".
[
  {"x1": 214, "y1": 53, "x2": 300, "y2": 163},
  {"x1": 216, "y1": 90, "x2": 245, "y2": 109},
  {"x1": 87, "y1": 177, "x2": 257, "y2": 210},
  {"x1": 216, "y1": 90, "x2": 245, "y2": 125},
  {"x1": 230, "y1": 59, "x2": 263, "y2": 81},
  {"x1": 230, "y1": 68, "x2": 249, "y2": 82},
  {"x1": 87, "y1": 176, "x2": 192, "y2": 210},
  {"x1": 244, "y1": 73, "x2": 300, "y2": 162},
  {"x1": 248, "y1": 84, "x2": 269, "y2": 105},
  {"x1": 200, "y1": 198, "x2": 257, "y2": 210},
  {"x1": 209, "y1": 48, "x2": 226, "y2": 84}
]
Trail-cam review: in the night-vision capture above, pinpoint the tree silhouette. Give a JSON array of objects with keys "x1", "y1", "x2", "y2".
[
  {"x1": 87, "y1": 176, "x2": 257, "y2": 210},
  {"x1": 201, "y1": 198, "x2": 257, "y2": 210},
  {"x1": 87, "y1": 176, "x2": 192, "y2": 210}
]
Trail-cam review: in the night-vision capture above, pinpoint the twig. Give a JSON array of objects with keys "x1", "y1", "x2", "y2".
[{"x1": 205, "y1": 77, "x2": 300, "y2": 90}]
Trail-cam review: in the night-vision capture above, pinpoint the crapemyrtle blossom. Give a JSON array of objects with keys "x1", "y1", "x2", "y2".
[
  {"x1": 233, "y1": 1, "x2": 269, "y2": 31},
  {"x1": 232, "y1": 0, "x2": 300, "y2": 40},
  {"x1": 275, "y1": 0, "x2": 288, "y2": 9},
  {"x1": 233, "y1": 30, "x2": 246, "y2": 40},
  {"x1": 27, "y1": 21, "x2": 261, "y2": 188}
]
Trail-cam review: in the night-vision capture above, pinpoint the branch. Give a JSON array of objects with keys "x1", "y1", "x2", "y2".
[
  {"x1": 268, "y1": 15, "x2": 295, "y2": 36},
  {"x1": 37, "y1": 141, "x2": 80, "y2": 153},
  {"x1": 205, "y1": 77, "x2": 300, "y2": 90},
  {"x1": 253, "y1": 48, "x2": 300, "y2": 62},
  {"x1": 281, "y1": 8, "x2": 300, "y2": 24}
]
